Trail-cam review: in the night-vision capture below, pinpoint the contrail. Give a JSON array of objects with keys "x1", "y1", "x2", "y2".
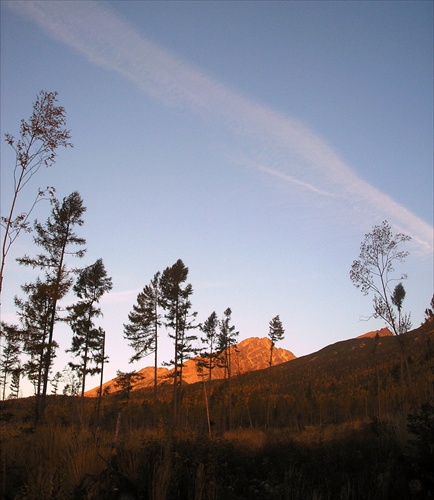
[
  {"x1": 6, "y1": 0, "x2": 433, "y2": 252},
  {"x1": 256, "y1": 165, "x2": 336, "y2": 198}
]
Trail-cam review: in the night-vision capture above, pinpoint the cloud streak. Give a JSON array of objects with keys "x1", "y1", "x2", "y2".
[
  {"x1": 256, "y1": 164, "x2": 336, "y2": 198},
  {"x1": 7, "y1": 0, "x2": 433, "y2": 253}
]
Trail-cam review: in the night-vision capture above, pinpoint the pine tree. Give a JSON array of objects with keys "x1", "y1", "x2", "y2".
[
  {"x1": 124, "y1": 272, "x2": 161, "y2": 410},
  {"x1": 177, "y1": 304, "x2": 198, "y2": 391},
  {"x1": 51, "y1": 371, "x2": 62, "y2": 395},
  {"x1": 267, "y1": 315, "x2": 285, "y2": 426},
  {"x1": 17, "y1": 191, "x2": 86, "y2": 419},
  {"x1": 198, "y1": 311, "x2": 219, "y2": 435},
  {"x1": 0, "y1": 322, "x2": 21, "y2": 400},
  {"x1": 198, "y1": 311, "x2": 219, "y2": 383},
  {"x1": 159, "y1": 259, "x2": 196, "y2": 425},
  {"x1": 15, "y1": 278, "x2": 57, "y2": 413},
  {"x1": 8, "y1": 367, "x2": 22, "y2": 399},
  {"x1": 268, "y1": 315, "x2": 285, "y2": 369},
  {"x1": 114, "y1": 370, "x2": 144, "y2": 404},
  {"x1": 217, "y1": 308, "x2": 239, "y2": 430},
  {"x1": 66, "y1": 259, "x2": 112, "y2": 418}
]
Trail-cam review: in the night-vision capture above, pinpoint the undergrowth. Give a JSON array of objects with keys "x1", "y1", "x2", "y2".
[{"x1": 2, "y1": 408, "x2": 433, "y2": 499}]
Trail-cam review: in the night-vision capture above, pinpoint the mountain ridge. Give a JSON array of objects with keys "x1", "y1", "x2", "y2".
[
  {"x1": 85, "y1": 327, "x2": 398, "y2": 397},
  {"x1": 85, "y1": 336, "x2": 295, "y2": 396},
  {"x1": 356, "y1": 327, "x2": 393, "y2": 339}
]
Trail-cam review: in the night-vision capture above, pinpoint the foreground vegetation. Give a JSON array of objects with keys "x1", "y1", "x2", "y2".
[
  {"x1": 1, "y1": 406, "x2": 433, "y2": 499},
  {"x1": 2, "y1": 322, "x2": 434, "y2": 499}
]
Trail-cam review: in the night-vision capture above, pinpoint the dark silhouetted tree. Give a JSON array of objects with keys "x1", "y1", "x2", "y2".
[
  {"x1": 8, "y1": 367, "x2": 22, "y2": 399},
  {"x1": 350, "y1": 220, "x2": 412, "y2": 408},
  {"x1": 62, "y1": 367, "x2": 80, "y2": 396},
  {"x1": 217, "y1": 307, "x2": 239, "y2": 430},
  {"x1": 350, "y1": 220, "x2": 411, "y2": 336},
  {"x1": 51, "y1": 371, "x2": 62, "y2": 395},
  {"x1": 124, "y1": 272, "x2": 161, "y2": 410},
  {"x1": 268, "y1": 315, "x2": 285, "y2": 369},
  {"x1": 176, "y1": 307, "x2": 198, "y2": 393},
  {"x1": 159, "y1": 259, "x2": 196, "y2": 425},
  {"x1": 17, "y1": 191, "x2": 86, "y2": 418},
  {"x1": 198, "y1": 311, "x2": 219, "y2": 434},
  {"x1": 267, "y1": 315, "x2": 285, "y2": 426},
  {"x1": 198, "y1": 311, "x2": 219, "y2": 382},
  {"x1": 1, "y1": 91, "x2": 72, "y2": 295},
  {"x1": 0, "y1": 322, "x2": 22, "y2": 400},
  {"x1": 94, "y1": 328, "x2": 109, "y2": 424},
  {"x1": 15, "y1": 278, "x2": 56, "y2": 417},
  {"x1": 391, "y1": 282, "x2": 411, "y2": 334},
  {"x1": 66, "y1": 259, "x2": 112, "y2": 418},
  {"x1": 424, "y1": 294, "x2": 434, "y2": 323},
  {"x1": 114, "y1": 370, "x2": 144, "y2": 404}
]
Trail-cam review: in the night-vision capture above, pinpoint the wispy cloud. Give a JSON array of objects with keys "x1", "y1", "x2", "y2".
[
  {"x1": 6, "y1": 0, "x2": 433, "y2": 253},
  {"x1": 256, "y1": 164, "x2": 335, "y2": 198},
  {"x1": 100, "y1": 288, "x2": 142, "y2": 304}
]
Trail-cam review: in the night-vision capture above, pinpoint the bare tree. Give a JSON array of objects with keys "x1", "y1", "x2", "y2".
[
  {"x1": 350, "y1": 220, "x2": 411, "y2": 336},
  {"x1": 350, "y1": 220, "x2": 412, "y2": 408},
  {"x1": 1, "y1": 91, "x2": 72, "y2": 295}
]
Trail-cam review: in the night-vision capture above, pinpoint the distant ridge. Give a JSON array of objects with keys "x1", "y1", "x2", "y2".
[
  {"x1": 356, "y1": 327, "x2": 393, "y2": 339},
  {"x1": 85, "y1": 337, "x2": 295, "y2": 397}
]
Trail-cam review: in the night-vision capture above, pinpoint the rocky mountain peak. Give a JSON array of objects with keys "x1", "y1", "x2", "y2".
[
  {"x1": 85, "y1": 337, "x2": 295, "y2": 397},
  {"x1": 356, "y1": 327, "x2": 393, "y2": 339}
]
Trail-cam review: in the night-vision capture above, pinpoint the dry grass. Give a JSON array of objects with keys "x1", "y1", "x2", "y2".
[
  {"x1": 223, "y1": 427, "x2": 266, "y2": 450},
  {"x1": 1, "y1": 424, "x2": 110, "y2": 498},
  {"x1": 1, "y1": 406, "x2": 430, "y2": 499}
]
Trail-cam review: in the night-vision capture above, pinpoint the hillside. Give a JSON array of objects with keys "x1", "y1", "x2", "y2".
[
  {"x1": 206, "y1": 320, "x2": 434, "y2": 427},
  {"x1": 85, "y1": 336, "x2": 296, "y2": 396},
  {"x1": 2, "y1": 323, "x2": 433, "y2": 500},
  {"x1": 118, "y1": 320, "x2": 433, "y2": 428}
]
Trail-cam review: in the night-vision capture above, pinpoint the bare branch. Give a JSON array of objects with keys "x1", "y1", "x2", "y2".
[
  {"x1": 349, "y1": 220, "x2": 411, "y2": 336},
  {"x1": 1, "y1": 91, "x2": 72, "y2": 295}
]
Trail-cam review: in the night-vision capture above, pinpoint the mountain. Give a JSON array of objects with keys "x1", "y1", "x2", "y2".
[
  {"x1": 217, "y1": 320, "x2": 434, "y2": 427},
  {"x1": 356, "y1": 327, "x2": 393, "y2": 339},
  {"x1": 85, "y1": 337, "x2": 295, "y2": 396}
]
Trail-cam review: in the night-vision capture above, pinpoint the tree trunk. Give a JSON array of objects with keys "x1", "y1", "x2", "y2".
[
  {"x1": 40, "y1": 228, "x2": 68, "y2": 419},
  {"x1": 96, "y1": 331, "x2": 105, "y2": 426},
  {"x1": 172, "y1": 297, "x2": 179, "y2": 427},
  {"x1": 153, "y1": 320, "x2": 158, "y2": 425}
]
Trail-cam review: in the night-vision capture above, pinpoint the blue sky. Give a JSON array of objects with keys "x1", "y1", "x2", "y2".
[{"x1": 1, "y1": 1, "x2": 433, "y2": 396}]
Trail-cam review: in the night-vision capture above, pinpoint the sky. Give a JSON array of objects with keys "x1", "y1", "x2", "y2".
[{"x1": 1, "y1": 0, "x2": 433, "y2": 397}]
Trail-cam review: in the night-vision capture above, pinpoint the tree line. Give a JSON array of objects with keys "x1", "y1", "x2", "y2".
[
  {"x1": 0, "y1": 201, "x2": 285, "y2": 427},
  {"x1": 0, "y1": 187, "x2": 285, "y2": 427},
  {"x1": 0, "y1": 92, "x2": 287, "y2": 427}
]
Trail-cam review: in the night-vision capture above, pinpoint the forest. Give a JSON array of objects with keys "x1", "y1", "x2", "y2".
[{"x1": 1, "y1": 92, "x2": 433, "y2": 498}]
